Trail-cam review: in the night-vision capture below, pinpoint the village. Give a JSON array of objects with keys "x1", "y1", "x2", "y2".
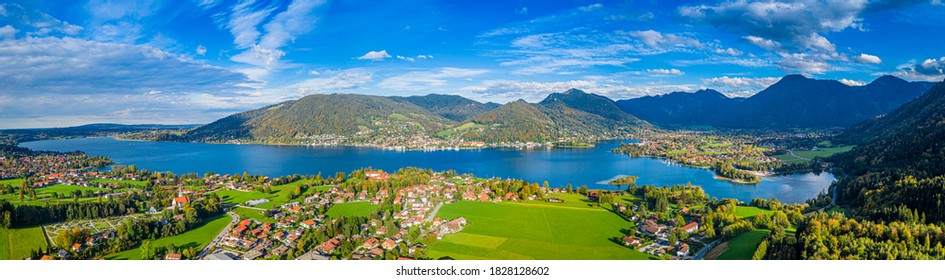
[{"x1": 1, "y1": 145, "x2": 738, "y2": 261}]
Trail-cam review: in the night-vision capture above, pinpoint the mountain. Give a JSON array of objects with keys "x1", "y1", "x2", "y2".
[
  {"x1": 0, "y1": 123, "x2": 197, "y2": 144},
  {"x1": 182, "y1": 94, "x2": 453, "y2": 143},
  {"x1": 540, "y1": 89, "x2": 645, "y2": 124},
  {"x1": 389, "y1": 94, "x2": 500, "y2": 122},
  {"x1": 723, "y1": 74, "x2": 882, "y2": 128},
  {"x1": 462, "y1": 100, "x2": 560, "y2": 143},
  {"x1": 859, "y1": 75, "x2": 935, "y2": 112},
  {"x1": 615, "y1": 75, "x2": 935, "y2": 129},
  {"x1": 616, "y1": 89, "x2": 742, "y2": 126},
  {"x1": 461, "y1": 90, "x2": 650, "y2": 143},
  {"x1": 831, "y1": 79, "x2": 945, "y2": 221}
]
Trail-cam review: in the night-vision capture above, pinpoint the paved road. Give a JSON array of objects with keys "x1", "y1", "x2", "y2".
[
  {"x1": 196, "y1": 211, "x2": 240, "y2": 260},
  {"x1": 424, "y1": 203, "x2": 443, "y2": 222}
]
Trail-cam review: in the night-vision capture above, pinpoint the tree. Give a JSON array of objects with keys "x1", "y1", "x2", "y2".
[
  {"x1": 668, "y1": 228, "x2": 678, "y2": 245},
  {"x1": 140, "y1": 240, "x2": 152, "y2": 260}
]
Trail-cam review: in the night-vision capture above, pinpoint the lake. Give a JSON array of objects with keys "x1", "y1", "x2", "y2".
[{"x1": 20, "y1": 137, "x2": 835, "y2": 204}]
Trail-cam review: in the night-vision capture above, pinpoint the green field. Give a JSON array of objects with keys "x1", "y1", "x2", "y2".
[
  {"x1": 326, "y1": 202, "x2": 378, "y2": 217},
  {"x1": 216, "y1": 180, "x2": 326, "y2": 209},
  {"x1": 717, "y1": 229, "x2": 770, "y2": 260},
  {"x1": 91, "y1": 178, "x2": 148, "y2": 187},
  {"x1": 0, "y1": 178, "x2": 25, "y2": 187},
  {"x1": 231, "y1": 207, "x2": 277, "y2": 223},
  {"x1": 0, "y1": 184, "x2": 115, "y2": 206},
  {"x1": 775, "y1": 145, "x2": 854, "y2": 164},
  {"x1": 0, "y1": 226, "x2": 48, "y2": 260},
  {"x1": 521, "y1": 193, "x2": 602, "y2": 210},
  {"x1": 734, "y1": 206, "x2": 774, "y2": 218},
  {"x1": 428, "y1": 201, "x2": 651, "y2": 260},
  {"x1": 105, "y1": 215, "x2": 231, "y2": 260}
]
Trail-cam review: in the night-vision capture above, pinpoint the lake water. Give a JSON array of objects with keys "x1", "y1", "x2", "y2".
[{"x1": 20, "y1": 137, "x2": 835, "y2": 204}]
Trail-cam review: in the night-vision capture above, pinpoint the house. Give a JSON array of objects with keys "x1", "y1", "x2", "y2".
[
  {"x1": 462, "y1": 191, "x2": 476, "y2": 201},
  {"x1": 302, "y1": 220, "x2": 317, "y2": 228},
  {"x1": 39, "y1": 255, "x2": 51, "y2": 260},
  {"x1": 680, "y1": 222, "x2": 699, "y2": 234},
  {"x1": 367, "y1": 248, "x2": 384, "y2": 258},
  {"x1": 296, "y1": 251, "x2": 330, "y2": 260},
  {"x1": 365, "y1": 171, "x2": 389, "y2": 181},
  {"x1": 165, "y1": 253, "x2": 182, "y2": 260},
  {"x1": 172, "y1": 195, "x2": 189, "y2": 209},
  {"x1": 676, "y1": 243, "x2": 690, "y2": 257},
  {"x1": 71, "y1": 243, "x2": 84, "y2": 252},
  {"x1": 381, "y1": 239, "x2": 397, "y2": 251},
  {"x1": 57, "y1": 250, "x2": 71, "y2": 259},
  {"x1": 622, "y1": 236, "x2": 642, "y2": 246},
  {"x1": 362, "y1": 238, "x2": 380, "y2": 249},
  {"x1": 205, "y1": 252, "x2": 237, "y2": 260},
  {"x1": 243, "y1": 250, "x2": 263, "y2": 260},
  {"x1": 376, "y1": 226, "x2": 387, "y2": 236}
]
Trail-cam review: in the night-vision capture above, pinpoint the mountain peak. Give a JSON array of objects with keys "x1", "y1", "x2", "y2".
[
  {"x1": 870, "y1": 75, "x2": 906, "y2": 85},
  {"x1": 561, "y1": 88, "x2": 587, "y2": 95},
  {"x1": 780, "y1": 74, "x2": 810, "y2": 82}
]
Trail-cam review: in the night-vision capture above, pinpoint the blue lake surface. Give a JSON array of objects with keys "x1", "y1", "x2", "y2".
[{"x1": 20, "y1": 137, "x2": 835, "y2": 204}]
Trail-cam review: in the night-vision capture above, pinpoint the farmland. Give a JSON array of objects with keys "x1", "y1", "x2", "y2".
[
  {"x1": 734, "y1": 206, "x2": 774, "y2": 218},
  {"x1": 428, "y1": 200, "x2": 651, "y2": 260},
  {"x1": 716, "y1": 229, "x2": 770, "y2": 260},
  {"x1": 0, "y1": 226, "x2": 48, "y2": 260},
  {"x1": 325, "y1": 202, "x2": 378, "y2": 218}
]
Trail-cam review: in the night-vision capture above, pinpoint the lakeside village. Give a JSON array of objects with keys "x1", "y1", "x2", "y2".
[
  {"x1": 613, "y1": 130, "x2": 842, "y2": 184},
  {"x1": 1, "y1": 144, "x2": 807, "y2": 260}
]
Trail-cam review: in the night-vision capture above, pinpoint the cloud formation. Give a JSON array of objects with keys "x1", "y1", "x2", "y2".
[
  {"x1": 358, "y1": 50, "x2": 392, "y2": 61},
  {"x1": 853, "y1": 53, "x2": 882, "y2": 64}
]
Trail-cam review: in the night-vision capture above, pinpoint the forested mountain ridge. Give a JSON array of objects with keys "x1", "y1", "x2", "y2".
[
  {"x1": 616, "y1": 75, "x2": 935, "y2": 129},
  {"x1": 176, "y1": 90, "x2": 650, "y2": 146},
  {"x1": 181, "y1": 94, "x2": 454, "y2": 143},
  {"x1": 759, "y1": 80, "x2": 945, "y2": 260},
  {"x1": 616, "y1": 89, "x2": 742, "y2": 126},
  {"x1": 389, "y1": 94, "x2": 500, "y2": 122}
]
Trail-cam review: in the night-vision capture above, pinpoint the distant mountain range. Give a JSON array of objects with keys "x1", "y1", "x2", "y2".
[
  {"x1": 179, "y1": 89, "x2": 650, "y2": 144},
  {"x1": 104, "y1": 74, "x2": 937, "y2": 145},
  {"x1": 617, "y1": 75, "x2": 935, "y2": 128}
]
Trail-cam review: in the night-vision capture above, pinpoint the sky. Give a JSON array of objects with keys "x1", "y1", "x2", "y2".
[{"x1": 1, "y1": 0, "x2": 945, "y2": 128}]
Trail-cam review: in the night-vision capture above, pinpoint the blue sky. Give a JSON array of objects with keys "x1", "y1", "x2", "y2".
[{"x1": 1, "y1": 0, "x2": 945, "y2": 128}]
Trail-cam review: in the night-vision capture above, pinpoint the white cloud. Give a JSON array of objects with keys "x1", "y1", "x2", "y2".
[
  {"x1": 416, "y1": 55, "x2": 433, "y2": 59},
  {"x1": 379, "y1": 68, "x2": 489, "y2": 91},
  {"x1": 396, "y1": 55, "x2": 415, "y2": 62},
  {"x1": 646, "y1": 68, "x2": 685, "y2": 76},
  {"x1": 516, "y1": 7, "x2": 528, "y2": 15},
  {"x1": 290, "y1": 69, "x2": 374, "y2": 95},
  {"x1": 223, "y1": 0, "x2": 276, "y2": 49},
  {"x1": 744, "y1": 36, "x2": 781, "y2": 50},
  {"x1": 714, "y1": 47, "x2": 743, "y2": 56},
  {"x1": 0, "y1": 3, "x2": 84, "y2": 36},
  {"x1": 0, "y1": 25, "x2": 16, "y2": 40},
  {"x1": 627, "y1": 30, "x2": 704, "y2": 49},
  {"x1": 0, "y1": 36, "x2": 258, "y2": 128},
  {"x1": 702, "y1": 76, "x2": 782, "y2": 97},
  {"x1": 257, "y1": 0, "x2": 326, "y2": 50},
  {"x1": 777, "y1": 52, "x2": 832, "y2": 74},
  {"x1": 196, "y1": 45, "x2": 207, "y2": 56},
  {"x1": 853, "y1": 53, "x2": 882, "y2": 64},
  {"x1": 888, "y1": 57, "x2": 945, "y2": 81},
  {"x1": 838, "y1": 79, "x2": 866, "y2": 86},
  {"x1": 358, "y1": 50, "x2": 392, "y2": 61},
  {"x1": 462, "y1": 79, "x2": 699, "y2": 102},
  {"x1": 0, "y1": 37, "x2": 255, "y2": 96}
]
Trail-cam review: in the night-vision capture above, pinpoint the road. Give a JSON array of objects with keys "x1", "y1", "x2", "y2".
[
  {"x1": 196, "y1": 211, "x2": 240, "y2": 260},
  {"x1": 424, "y1": 203, "x2": 443, "y2": 222}
]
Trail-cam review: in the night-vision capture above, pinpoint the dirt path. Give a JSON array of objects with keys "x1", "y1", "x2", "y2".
[{"x1": 703, "y1": 242, "x2": 729, "y2": 260}]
